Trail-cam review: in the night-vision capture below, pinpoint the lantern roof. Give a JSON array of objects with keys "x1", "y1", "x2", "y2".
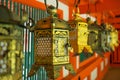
[
  {"x1": 0, "y1": 5, "x2": 21, "y2": 24},
  {"x1": 34, "y1": 17, "x2": 71, "y2": 30},
  {"x1": 34, "y1": 5, "x2": 71, "y2": 30}
]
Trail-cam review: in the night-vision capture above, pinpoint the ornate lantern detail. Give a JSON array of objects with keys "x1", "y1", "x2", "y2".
[
  {"x1": 28, "y1": 5, "x2": 75, "y2": 79},
  {"x1": 69, "y1": 8, "x2": 92, "y2": 55},
  {"x1": 0, "y1": 5, "x2": 23, "y2": 80}
]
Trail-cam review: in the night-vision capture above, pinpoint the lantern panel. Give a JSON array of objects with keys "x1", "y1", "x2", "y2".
[
  {"x1": 77, "y1": 22, "x2": 92, "y2": 54},
  {"x1": 34, "y1": 30, "x2": 53, "y2": 64},
  {"x1": 36, "y1": 36, "x2": 52, "y2": 57},
  {"x1": 53, "y1": 29, "x2": 69, "y2": 65}
]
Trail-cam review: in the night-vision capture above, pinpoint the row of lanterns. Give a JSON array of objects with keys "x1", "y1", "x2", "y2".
[
  {"x1": 0, "y1": 1, "x2": 119, "y2": 79},
  {"x1": 27, "y1": 5, "x2": 119, "y2": 79}
]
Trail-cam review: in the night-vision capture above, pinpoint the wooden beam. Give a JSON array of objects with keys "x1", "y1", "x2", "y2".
[
  {"x1": 113, "y1": 10, "x2": 120, "y2": 16},
  {"x1": 107, "y1": 18, "x2": 120, "y2": 24},
  {"x1": 113, "y1": 24, "x2": 120, "y2": 29},
  {"x1": 77, "y1": 0, "x2": 120, "y2": 14}
]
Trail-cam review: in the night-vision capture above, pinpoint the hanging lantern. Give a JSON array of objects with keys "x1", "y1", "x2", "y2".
[
  {"x1": 0, "y1": 5, "x2": 23, "y2": 80},
  {"x1": 27, "y1": 4, "x2": 75, "y2": 79},
  {"x1": 87, "y1": 21, "x2": 112, "y2": 56},
  {"x1": 88, "y1": 22, "x2": 102, "y2": 56},
  {"x1": 108, "y1": 24, "x2": 119, "y2": 51},
  {"x1": 69, "y1": 8, "x2": 93, "y2": 56},
  {"x1": 98, "y1": 23, "x2": 119, "y2": 52},
  {"x1": 100, "y1": 23, "x2": 112, "y2": 52},
  {"x1": 101, "y1": 23, "x2": 112, "y2": 52}
]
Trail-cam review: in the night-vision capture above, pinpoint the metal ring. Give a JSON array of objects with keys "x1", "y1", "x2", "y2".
[{"x1": 44, "y1": 0, "x2": 58, "y2": 10}]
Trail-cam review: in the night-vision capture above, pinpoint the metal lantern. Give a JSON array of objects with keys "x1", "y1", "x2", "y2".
[
  {"x1": 100, "y1": 23, "x2": 119, "y2": 52},
  {"x1": 109, "y1": 25, "x2": 119, "y2": 51},
  {"x1": 0, "y1": 5, "x2": 23, "y2": 80},
  {"x1": 28, "y1": 5, "x2": 74, "y2": 79},
  {"x1": 69, "y1": 8, "x2": 92, "y2": 55},
  {"x1": 100, "y1": 23, "x2": 112, "y2": 52},
  {"x1": 87, "y1": 22, "x2": 110, "y2": 56},
  {"x1": 98, "y1": 23, "x2": 109, "y2": 52}
]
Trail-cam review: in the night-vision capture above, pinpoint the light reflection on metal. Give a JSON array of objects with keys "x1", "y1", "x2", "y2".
[
  {"x1": 69, "y1": 7, "x2": 93, "y2": 57},
  {"x1": 27, "y1": 5, "x2": 75, "y2": 79}
]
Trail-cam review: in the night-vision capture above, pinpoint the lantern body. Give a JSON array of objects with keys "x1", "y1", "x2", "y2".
[
  {"x1": 69, "y1": 21, "x2": 92, "y2": 54},
  {"x1": 33, "y1": 29, "x2": 72, "y2": 79},
  {"x1": 77, "y1": 22, "x2": 92, "y2": 53},
  {"x1": 0, "y1": 24, "x2": 23, "y2": 80},
  {"x1": 0, "y1": 5, "x2": 23, "y2": 80},
  {"x1": 88, "y1": 23, "x2": 112, "y2": 56},
  {"x1": 88, "y1": 23, "x2": 104, "y2": 54},
  {"x1": 28, "y1": 6, "x2": 75, "y2": 79},
  {"x1": 34, "y1": 29, "x2": 69, "y2": 65},
  {"x1": 110, "y1": 28, "x2": 119, "y2": 51}
]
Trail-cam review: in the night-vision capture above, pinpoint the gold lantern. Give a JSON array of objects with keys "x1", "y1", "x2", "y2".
[
  {"x1": 69, "y1": 8, "x2": 92, "y2": 54},
  {"x1": 28, "y1": 5, "x2": 74, "y2": 79},
  {"x1": 108, "y1": 24, "x2": 119, "y2": 51},
  {"x1": 0, "y1": 5, "x2": 23, "y2": 80}
]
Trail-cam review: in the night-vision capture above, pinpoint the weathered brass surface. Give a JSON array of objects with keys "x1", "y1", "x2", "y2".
[
  {"x1": 69, "y1": 10, "x2": 92, "y2": 54},
  {"x1": 0, "y1": 5, "x2": 23, "y2": 80},
  {"x1": 87, "y1": 22, "x2": 114, "y2": 56},
  {"x1": 88, "y1": 23, "x2": 104, "y2": 55},
  {"x1": 34, "y1": 29, "x2": 70, "y2": 65},
  {"x1": 77, "y1": 22, "x2": 92, "y2": 53},
  {"x1": 53, "y1": 29, "x2": 69, "y2": 65},
  {"x1": 0, "y1": 24, "x2": 23, "y2": 80}
]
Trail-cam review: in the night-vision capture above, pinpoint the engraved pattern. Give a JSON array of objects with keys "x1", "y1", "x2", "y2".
[
  {"x1": 35, "y1": 30, "x2": 52, "y2": 57},
  {"x1": 53, "y1": 30, "x2": 69, "y2": 57}
]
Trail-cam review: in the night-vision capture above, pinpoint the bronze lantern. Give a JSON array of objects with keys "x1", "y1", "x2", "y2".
[
  {"x1": 87, "y1": 21, "x2": 112, "y2": 56},
  {"x1": 28, "y1": 5, "x2": 75, "y2": 79},
  {"x1": 0, "y1": 5, "x2": 23, "y2": 80},
  {"x1": 69, "y1": 8, "x2": 93, "y2": 55}
]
